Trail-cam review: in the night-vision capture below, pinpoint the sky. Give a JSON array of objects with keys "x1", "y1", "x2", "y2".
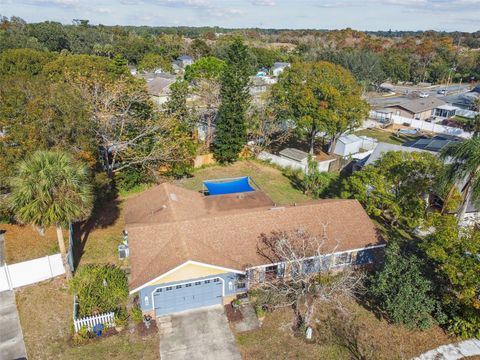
[{"x1": 1, "y1": 0, "x2": 479, "y2": 32}]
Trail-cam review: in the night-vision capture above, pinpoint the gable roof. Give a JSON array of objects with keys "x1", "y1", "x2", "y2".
[
  {"x1": 146, "y1": 77, "x2": 175, "y2": 96},
  {"x1": 125, "y1": 184, "x2": 381, "y2": 291},
  {"x1": 389, "y1": 97, "x2": 446, "y2": 114}
]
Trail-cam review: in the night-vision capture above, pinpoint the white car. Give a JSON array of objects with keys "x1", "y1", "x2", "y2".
[{"x1": 419, "y1": 92, "x2": 429, "y2": 98}]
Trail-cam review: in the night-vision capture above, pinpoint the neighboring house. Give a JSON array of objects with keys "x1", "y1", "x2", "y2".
[
  {"x1": 334, "y1": 135, "x2": 378, "y2": 158},
  {"x1": 433, "y1": 104, "x2": 458, "y2": 120},
  {"x1": 177, "y1": 55, "x2": 194, "y2": 68},
  {"x1": 443, "y1": 91, "x2": 479, "y2": 110},
  {"x1": 384, "y1": 97, "x2": 446, "y2": 120},
  {"x1": 272, "y1": 62, "x2": 290, "y2": 77},
  {"x1": 146, "y1": 74, "x2": 176, "y2": 107},
  {"x1": 125, "y1": 182, "x2": 384, "y2": 317},
  {"x1": 362, "y1": 142, "x2": 432, "y2": 167}
]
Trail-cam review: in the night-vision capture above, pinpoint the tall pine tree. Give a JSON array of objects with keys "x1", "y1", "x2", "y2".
[{"x1": 213, "y1": 38, "x2": 251, "y2": 163}]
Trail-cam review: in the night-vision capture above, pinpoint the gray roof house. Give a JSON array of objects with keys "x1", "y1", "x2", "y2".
[
  {"x1": 363, "y1": 142, "x2": 432, "y2": 167},
  {"x1": 279, "y1": 148, "x2": 309, "y2": 163},
  {"x1": 146, "y1": 76, "x2": 176, "y2": 106},
  {"x1": 385, "y1": 97, "x2": 446, "y2": 120}
]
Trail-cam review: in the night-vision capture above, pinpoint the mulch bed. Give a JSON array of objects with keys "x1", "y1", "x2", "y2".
[
  {"x1": 225, "y1": 304, "x2": 244, "y2": 323},
  {"x1": 136, "y1": 320, "x2": 158, "y2": 337}
]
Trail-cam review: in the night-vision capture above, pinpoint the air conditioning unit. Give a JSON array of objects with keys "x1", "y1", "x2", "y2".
[{"x1": 118, "y1": 244, "x2": 129, "y2": 259}]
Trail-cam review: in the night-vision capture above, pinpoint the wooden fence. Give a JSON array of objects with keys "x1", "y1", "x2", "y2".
[{"x1": 72, "y1": 295, "x2": 115, "y2": 332}]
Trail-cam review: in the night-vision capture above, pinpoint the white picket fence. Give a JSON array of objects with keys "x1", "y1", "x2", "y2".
[
  {"x1": 73, "y1": 312, "x2": 115, "y2": 332},
  {"x1": 0, "y1": 254, "x2": 65, "y2": 292},
  {"x1": 72, "y1": 296, "x2": 116, "y2": 332}
]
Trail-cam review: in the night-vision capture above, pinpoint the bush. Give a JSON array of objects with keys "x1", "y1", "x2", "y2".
[
  {"x1": 130, "y1": 305, "x2": 143, "y2": 324},
  {"x1": 115, "y1": 167, "x2": 150, "y2": 193},
  {"x1": 70, "y1": 264, "x2": 129, "y2": 317},
  {"x1": 368, "y1": 242, "x2": 441, "y2": 330}
]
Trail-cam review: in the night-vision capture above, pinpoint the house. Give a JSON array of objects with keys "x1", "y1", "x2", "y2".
[
  {"x1": 177, "y1": 55, "x2": 194, "y2": 68},
  {"x1": 384, "y1": 97, "x2": 446, "y2": 120},
  {"x1": 271, "y1": 62, "x2": 290, "y2": 77},
  {"x1": 334, "y1": 135, "x2": 378, "y2": 158},
  {"x1": 146, "y1": 74, "x2": 176, "y2": 106},
  {"x1": 433, "y1": 104, "x2": 458, "y2": 120},
  {"x1": 125, "y1": 181, "x2": 384, "y2": 317},
  {"x1": 363, "y1": 142, "x2": 432, "y2": 167}
]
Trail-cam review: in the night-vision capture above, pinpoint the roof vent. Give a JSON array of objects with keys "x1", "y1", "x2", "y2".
[{"x1": 170, "y1": 193, "x2": 178, "y2": 201}]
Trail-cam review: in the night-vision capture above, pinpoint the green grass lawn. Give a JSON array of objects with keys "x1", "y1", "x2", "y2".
[
  {"x1": 175, "y1": 160, "x2": 310, "y2": 205},
  {"x1": 354, "y1": 128, "x2": 409, "y2": 145}
]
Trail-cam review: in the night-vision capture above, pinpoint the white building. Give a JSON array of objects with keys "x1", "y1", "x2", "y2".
[{"x1": 334, "y1": 135, "x2": 378, "y2": 157}]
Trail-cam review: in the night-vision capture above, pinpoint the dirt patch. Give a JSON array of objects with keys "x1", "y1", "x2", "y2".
[
  {"x1": 225, "y1": 304, "x2": 244, "y2": 323},
  {"x1": 136, "y1": 320, "x2": 158, "y2": 337}
]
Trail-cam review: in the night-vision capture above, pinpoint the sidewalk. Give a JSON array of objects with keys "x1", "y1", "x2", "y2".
[
  {"x1": 414, "y1": 339, "x2": 480, "y2": 360},
  {"x1": 0, "y1": 233, "x2": 28, "y2": 360}
]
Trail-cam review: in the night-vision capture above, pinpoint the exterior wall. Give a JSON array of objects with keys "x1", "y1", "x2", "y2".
[
  {"x1": 138, "y1": 271, "x2": 243, "y2": 312},
  {"x1": 148, "y1": 263, "x2": 228, "y2": 286},
  {"x1": 387, "y1": 106, "x2": 415, "y2": 119},
  {"x1": 245, "y1": 245, "x2": 385, "y2": 287}
]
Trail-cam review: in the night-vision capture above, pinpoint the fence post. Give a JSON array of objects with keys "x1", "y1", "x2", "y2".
[
  {"x1": 46, "y1": 255, "x2": 54, "y2": 278},
  {"x1": 4, "y1": 263, "x2": 13, "y2": 290}
]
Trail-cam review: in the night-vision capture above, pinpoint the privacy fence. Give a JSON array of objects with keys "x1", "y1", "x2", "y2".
[
  {"x1": 0, "y1": 254, "x2": 65, "y2": 292},
  {"x1": 369, "y1": 111, "x2": 472, "y2": 139}
]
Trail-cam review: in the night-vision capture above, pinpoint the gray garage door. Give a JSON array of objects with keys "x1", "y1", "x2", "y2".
[{"x1": 153, "y1": 278, "x2": 223, "y2": 317}]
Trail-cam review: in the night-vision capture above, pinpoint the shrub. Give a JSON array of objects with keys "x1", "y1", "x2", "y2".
[
  {"x1": 70, "y1": 264, "x2": 129, "y2": 317},
  {"x1": 130, "y1": 305, "x2": 143, "y2": 324},
  {"x1": 368, "y1": 242, "x2": 441, "y2": 330}
]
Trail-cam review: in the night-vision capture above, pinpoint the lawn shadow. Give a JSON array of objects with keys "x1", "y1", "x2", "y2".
[{"x1": 72, "y1": 197, "x2": 121, "y2": 268}]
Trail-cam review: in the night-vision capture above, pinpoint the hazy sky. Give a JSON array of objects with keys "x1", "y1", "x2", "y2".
[{"x1": 1, "y1": 0, "x2": 479, "y2": 32}]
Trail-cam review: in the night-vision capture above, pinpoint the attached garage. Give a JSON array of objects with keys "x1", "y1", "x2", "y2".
[{"x1": 152, "y1": 277, "x2": 223, "y2": 317}]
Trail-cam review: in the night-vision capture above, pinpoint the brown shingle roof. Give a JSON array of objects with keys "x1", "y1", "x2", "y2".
[{"x1": 125, "y1": 184, "x2": 381, "y2": 290}]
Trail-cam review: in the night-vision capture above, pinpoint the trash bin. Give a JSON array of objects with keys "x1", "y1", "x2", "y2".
[{"x1": 93, "y1": 323, "x2": 104, "y2": 337}]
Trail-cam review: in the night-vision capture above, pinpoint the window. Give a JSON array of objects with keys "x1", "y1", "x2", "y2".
[
  {"x1": 166, "y1": 286, "x2": 173, "y2": 291},
  {"x1": 186, "y1": 283, "x2": 192, "y2": 287},
  {"x1": 195, "y1": 281, "x2": 201, "y2": 286},
  {"x1": 176, "y1": 285, "x2": 182, "y2": 289},
  {"x1": 144, "y1": 296, "x2": 149, "y2": 306},
  {"x1": 265, "y1": 265, "x2": 278, "y2": 280},
  {"x1": 156, "y1": 288, "x2": 162, "y2": 293},
  {"x1": 335, "y1": 252, "x2": 352, "y2": 266},
  {"x1": 204, "y1": 280, "x2": 211, "y2": 284},
  {"x1": 213, "y1": 278, "x2": 220, "y2": 283}
]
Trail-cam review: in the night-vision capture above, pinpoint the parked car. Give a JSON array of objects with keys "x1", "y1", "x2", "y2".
[
  {"x1": 419, "y1": 92, "x2": 429, "y2": 98},
  {"x1": 437, "y1": 89, "x2": 447, "y2": 95}
]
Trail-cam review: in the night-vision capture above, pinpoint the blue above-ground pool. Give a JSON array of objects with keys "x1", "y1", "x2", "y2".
[{"x1": 203, "y1": 176, "x2": 255, "y2": 195}]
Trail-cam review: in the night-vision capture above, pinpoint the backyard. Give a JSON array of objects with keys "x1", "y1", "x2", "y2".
[{"x1": 354, "y1": 127, "x2": 416, "y2": 145}]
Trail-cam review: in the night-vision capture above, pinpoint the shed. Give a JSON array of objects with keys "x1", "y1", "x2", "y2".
[
  {"x1": 279, "y1": 148, "x2": 309, "y2": 164},
  {"x1": 334, "y1": 135, "x2": 377, "y2": 157}
]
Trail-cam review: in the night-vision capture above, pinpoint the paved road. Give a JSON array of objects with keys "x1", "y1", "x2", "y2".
[
  {"x1": 414, "y1": 339, "x2": 480, "y2": 360},
  {"x1": 158, "y1": 305, "x2": 242, "y2": 360}
]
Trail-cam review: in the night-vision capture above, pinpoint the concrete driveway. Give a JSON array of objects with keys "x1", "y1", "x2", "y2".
[
  {"x1": 158, "y1": 305, "x2": 242, "y2": 360},
  {"x1": 0, "y1": 291, "x2": 27, "y2": 360}
]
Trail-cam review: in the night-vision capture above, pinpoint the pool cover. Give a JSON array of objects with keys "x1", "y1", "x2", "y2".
[{"x1": 203, "y1": 177, "x2": 255, "y2": 195}]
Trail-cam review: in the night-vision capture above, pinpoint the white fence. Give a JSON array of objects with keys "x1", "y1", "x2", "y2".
[
  {"x1": 72, "y1": 295, "x2": 115, "y2": 332},
  {"x1": 73, "y1": 312, "x2": 115, "y2": 332},
  {"x1": 369, "y1": 111, "x2": 472, "y2": 139},
  {"x1": 258, "y1": 151, "x2": 336, "y2": 173},
  {"x1": 0, "y1": 254, "x2": 65, "y2": 292}
]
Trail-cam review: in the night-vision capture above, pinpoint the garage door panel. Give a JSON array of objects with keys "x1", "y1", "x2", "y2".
[{"x1": 154, "y1": 277, "x2": 223, "y2": 316}]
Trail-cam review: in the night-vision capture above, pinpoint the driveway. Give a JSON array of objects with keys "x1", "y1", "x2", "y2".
[
  {"x1": 158, "y1": 305, "x2": 242, "y2": 360},
  {"x1": 0, "y1": 291, "x2": 27, "y2": 360}
]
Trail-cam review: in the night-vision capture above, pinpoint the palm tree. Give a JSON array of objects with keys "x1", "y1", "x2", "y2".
[
  {"x1": 440, "y1": 137, "x2": 480, "y2": 220},
  {"x1": 9, "y1": 151, "x2": 93, "y2": 278}
]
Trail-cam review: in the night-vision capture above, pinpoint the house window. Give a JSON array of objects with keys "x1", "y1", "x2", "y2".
[
  {"x1": 186, "y1": 283, "x2": 192, "y2": 287},
  {"x1": 144, "y1": 296, "x2": 149, "y2": 306},
  {"x1": 195, "y1": 281, "x2": 201, "y2": 286},
  {"x1": 213, "y1": 278, "x2": 220, "y2": 283},
  {"x1": 303, "y1": 258, "x2": 318, "y2": 274},
  {"x1": 236, "y1": 274, "x2": 247, "y2": 289},
  {"x1": 335, "y1": 252, "x2": 352, "y2": 266},
  {"x1": 156, "y1": 288, "x2": 162, "y2": 293},
  {"x1": 166, "y1": 286, "x2": 173, "y2": 291},
  {"x1": 176, "y1": 285, "x2": 182, "y2": 289},
  {"x1": 265, "y1": 265, "x2": 278, "y2": 280},
  {"x1": 204, "y1": 280, "x2": 211, "y2": 284}
]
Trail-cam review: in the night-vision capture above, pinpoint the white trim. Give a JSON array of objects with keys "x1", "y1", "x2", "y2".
[
  {"x1": 245, "y1": 243, "x2": 386, "y2": 271},
  {"x1": 129, "y1": 260, "x2": 244, "y2": 294},
  {"x1": 150, "y1": 276, "x2": 225, "y2": 313}
]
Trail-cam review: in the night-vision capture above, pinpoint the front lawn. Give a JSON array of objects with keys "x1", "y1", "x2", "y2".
[
  {"x1": 16, "y1": 278, "x2": 159, "y2": 360},
  {"x1": 176, "y1": 160, "x2": 310, "y2": 205},
  {"x1": 235, "y1": 300, "x2": 454, "y2": 360}
]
